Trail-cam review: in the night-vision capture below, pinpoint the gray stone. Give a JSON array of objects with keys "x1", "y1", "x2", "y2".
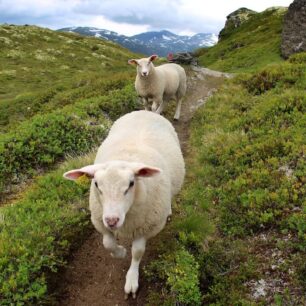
[
  {"x1": 281, "y1": 0, "x2": 306, "y2": 58},
  {"x1": 167, "y1": 52, "x2": 198, "y2": 65},
  {"x1": 219, "y1": 8, "x2": 257, "y2": 41}
]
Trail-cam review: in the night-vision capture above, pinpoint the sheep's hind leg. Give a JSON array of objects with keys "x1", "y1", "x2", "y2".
[
  {"x1": 124, "y1": 237, "x2": 146, "y2": 299},
  {"x1": 174, "y1": 97, "x2": 183, "y2": 120},
  {"x1": 103, "y1": 233, "x2": 126, "y2": 259}
]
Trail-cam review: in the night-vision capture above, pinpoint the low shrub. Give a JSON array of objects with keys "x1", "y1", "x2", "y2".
[
  {"x1": 239, "y1": 63, "x2": 304, "y2": 95},
  {"x1": 146, "y1": 248, "x2": 202, "y2": 306},
  {"x1": 146, "y1": 58, "x2": 306, "y2": 304},
  {"x1": 0, "y1": 83, "x2": 138, "y2": 199},
  {"x1": 0, "y1": 154, "x2": 94, "y2": 304},
  {"x1": 188, "y1": 59, "x2": 306, "y2": 303},
  {"x1": 0, "y1": 72, "x2": 133, "y2": 132}
]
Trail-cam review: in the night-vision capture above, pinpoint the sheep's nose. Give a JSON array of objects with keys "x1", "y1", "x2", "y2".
[
  {"x1": 105, "y1": 217, "x2": 119, "y2": 228},
  {"x1": 142, "y1": 72, "x2": 147, "y2": 76}
]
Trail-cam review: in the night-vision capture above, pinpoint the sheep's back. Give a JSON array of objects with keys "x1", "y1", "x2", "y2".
[
  {"x1": 156, "y1": 64, "x2": 186, "y2": 98},
  {"x1": 96, "y1": 111, "x2": 185, "y2": 196}
]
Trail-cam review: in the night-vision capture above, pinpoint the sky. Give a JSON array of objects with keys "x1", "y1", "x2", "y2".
[{"x1": 0, "y1": 0, "x2": 293, "y2": 36}]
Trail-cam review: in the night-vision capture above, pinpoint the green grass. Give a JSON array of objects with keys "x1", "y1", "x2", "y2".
[
  {"x1": 0, "y1": 24, "x2": 139, "y2": 132},
  {"x1": 0, "y1": 83, "x2": 138, "y2": 199},
  {"x1": 0, "y1": 154, "x2": 94, "y2": 304},
  {"x1": 0, "y1": 24, "x2": 135, "y2": 101},
  {"x1": 195, "y1": 8, "x2": 287, "y2": 72},
  {"x1": 145, "y1": 53, "x2": 306, "y2": 305}
]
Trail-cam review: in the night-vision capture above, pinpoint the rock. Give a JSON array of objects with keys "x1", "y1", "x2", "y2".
[
  {"x1": 167, "y1": 52, "x2": 198, "y2": 65},
  {"x1": 281, "y1": 0, "x2": 306, "y2": 58},
  {"x1": 264, "y1": 6, "x2": 287, "y2": 13},
  {"x1": 219, "y1": 8, "x2": 257, "y2": 41}
]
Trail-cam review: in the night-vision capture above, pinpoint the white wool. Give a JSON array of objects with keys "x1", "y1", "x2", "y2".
[{"x1": 90, "y1": 110, "x2": 185, "y2": 239}]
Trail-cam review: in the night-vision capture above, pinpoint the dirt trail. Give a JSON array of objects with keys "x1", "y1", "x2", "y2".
[{"x1": 56, "y1": 66, "x2": 228, "y2": 306}]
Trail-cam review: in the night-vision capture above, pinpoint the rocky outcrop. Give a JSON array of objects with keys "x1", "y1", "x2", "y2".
[
  {"x1": 281, "y1": 0, "x2": 306, "y2": 58},
  {"x1": 167, "y1": 52, "x2": 198, "y2": 65},
  {"x1": 219, "y1": 8, "x2": 257, "y2": 41}
]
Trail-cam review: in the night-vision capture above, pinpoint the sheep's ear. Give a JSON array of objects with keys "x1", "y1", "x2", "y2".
[
  {"x1": 149, "y1": 55, "x2": 158, "y2": 62},
  {"x1": 128, "y1": 59, "x2": 138, "y2": 65},
  {"x1": 133, "y1": 163, "x2": 161, "y2": 177},
  {"x1": 63, "y1": 165, "x2": 100, "y2": 181}
]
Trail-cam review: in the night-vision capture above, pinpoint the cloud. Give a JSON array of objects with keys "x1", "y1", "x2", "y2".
[
  {"x1": 71, "y1": 0, "x2": 223, "y2": 33},
  {"x1": 0, "y1": 0, "x2": 293, "y2": 35}
]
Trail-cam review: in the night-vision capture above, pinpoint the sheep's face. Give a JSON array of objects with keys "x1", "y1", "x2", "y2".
[
  {"x1": 128, "y1": 54, "x2": 158, "y2": 77},
  {"x1": 63, "y1": 161, "x2": 161, "y2": 231},
  {"x1": 94, "y1": 164, "x2": 137, "y2": 230}
]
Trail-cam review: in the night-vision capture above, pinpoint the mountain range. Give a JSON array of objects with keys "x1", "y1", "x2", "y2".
[{"x1": 57, "y1": 27, "x2": 218, "y2": 56}]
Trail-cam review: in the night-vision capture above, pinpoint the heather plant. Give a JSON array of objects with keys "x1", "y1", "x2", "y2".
[{"x1": 146, "y1": 54, "x2": 306, "y2": 304}]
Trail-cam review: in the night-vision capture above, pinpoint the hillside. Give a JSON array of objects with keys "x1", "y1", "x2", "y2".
[
  {"x1": 58, "y1": 27, "x2": 217, "y2": 56},
  {"x1": 0, "y1": 10, "x2": 305, "y2": 305},
  {"x1": 0, "y1": 24, "x2": 139, "y2": 198},
  {"x1": 195, "y1": 7, "x2": 287, "y2": 72},
  {"x1": 0, "y1": 24, "x2": 137, "y2": 131}
]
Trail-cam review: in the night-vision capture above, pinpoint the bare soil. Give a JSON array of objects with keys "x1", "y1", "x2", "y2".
[{"x1": 56, "y1": 66, "x2": 228, "y2": 306}]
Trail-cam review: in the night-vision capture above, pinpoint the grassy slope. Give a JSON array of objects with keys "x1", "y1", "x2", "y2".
[
  {"x1": 145, "y1": 9, "x2": 306, "y2": 305},
  {"x1": 195, "y1": 8, "x2": 286, "y2": 73},
  {"x1": 146, "y1": 54, "x2": 306, "y2": 306},
  {"x1": 0, "y1": 25, "x2": 140, "y2": 199},
  {"x1": 0, "y1": 24, "x2": 136, "y2": 130},
  {"x1": 191, "y1": 55, "x2": 306, "y2": 304}
]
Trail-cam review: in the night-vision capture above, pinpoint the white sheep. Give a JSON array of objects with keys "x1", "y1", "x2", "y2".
[
  {"x1": 128, "y1": 55, "x2": 187, "y2": 120},
  {"x1": 63, "y1": 110, "x2": 185, "y2": 299}
]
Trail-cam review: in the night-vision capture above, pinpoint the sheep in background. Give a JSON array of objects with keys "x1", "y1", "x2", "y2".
[
  {"x1": 128, "y1": 55, "x2": 186, "y2": 120},
  {"x1": 63, "y1": 110, "x2": 185, "y2": 299}
]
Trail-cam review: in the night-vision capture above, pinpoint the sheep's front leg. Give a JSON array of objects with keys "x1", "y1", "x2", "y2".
[
  {"x1": 142, "y1": 97, "x2": 150, "y2": 111},
  {"x1": 152, "y1": 97, "x2": 164, "y2": 113},
  {"x1": 124, "y1": 237, "x2": 146, "y2": 299},
  {"x1": 155, "y1": 100, "x2": 167, "y2": 114},
  {"x1": 103, "y1": 232, "x2": 127, "y2": 259}
]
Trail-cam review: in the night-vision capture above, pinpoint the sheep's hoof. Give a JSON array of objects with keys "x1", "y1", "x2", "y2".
[
  {"x1": 124, "y1": 292, "x2": 137, "y2": 300},
  {"x1": 173, "y1": 116, "x2": 179, "y2": 121},
  {"x1": 151, "y1": 104, "x2": 158, "y2": 112},
  {"x1": 124, "y1": 270, "x2": 139, "y2": 300}
]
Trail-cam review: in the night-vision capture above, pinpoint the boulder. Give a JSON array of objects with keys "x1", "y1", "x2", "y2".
[
  {"x1": 281, "y1": 0, "x2": 306, "y2": 58},
  {"x1": 167, "y1": 52, "x2": 198, "y2": 65},
  {"x1": 219, "y1": 8, "x2": 257, "y2": 41}
]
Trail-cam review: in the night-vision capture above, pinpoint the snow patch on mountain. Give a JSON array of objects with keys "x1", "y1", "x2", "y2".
[{"x1": 57, "y1": 27, "x2": 217, "y2": 56}]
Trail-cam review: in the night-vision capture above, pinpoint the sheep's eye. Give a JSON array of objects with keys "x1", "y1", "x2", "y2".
[
  {"x1": 95, "y1": 181, "x2": 103, "y2": 194},
  {"x1": 129, "y1": 180, "x2": 134, "y2": 188},
  {"x1": 124, "y1": 180, "x2": 135, "y2": 195}
]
